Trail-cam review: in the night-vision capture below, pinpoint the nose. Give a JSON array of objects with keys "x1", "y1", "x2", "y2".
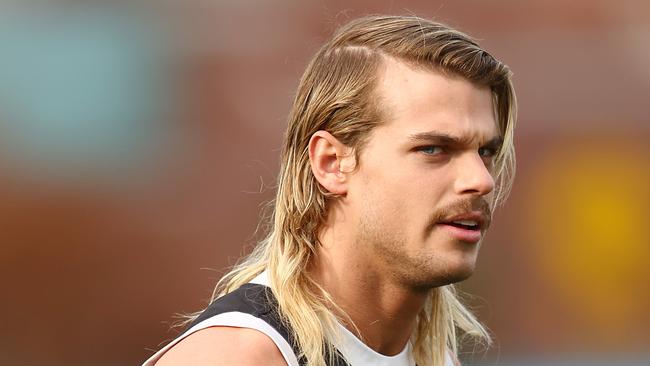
[{"x1": 454, "y1": 153, "x2": 495, "y2": 196}]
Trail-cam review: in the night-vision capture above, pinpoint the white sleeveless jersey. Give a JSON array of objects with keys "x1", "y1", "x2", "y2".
[{"x1": 142, "y1": 271, "x2": 454, "y2": 366}]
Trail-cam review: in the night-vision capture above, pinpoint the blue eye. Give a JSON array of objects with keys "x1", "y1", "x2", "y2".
[
  {"x1": 419, "y1": 146, "x2": 443, "y2": 155},
  {"x1": 478, "y1": 147, "x2": 496, "y2": 158}
]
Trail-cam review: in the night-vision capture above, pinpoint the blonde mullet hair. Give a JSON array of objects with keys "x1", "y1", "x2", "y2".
[{"x1": 183, "y1": 15, "x2": 516, "y2": 366}]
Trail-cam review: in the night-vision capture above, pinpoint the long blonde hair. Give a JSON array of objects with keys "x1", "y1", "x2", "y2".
[{"x1": 184, "y1": 15, "x2": 516, "y2": 366}]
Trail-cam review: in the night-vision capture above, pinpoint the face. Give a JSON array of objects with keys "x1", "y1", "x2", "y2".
[{"x1": 344, "y1": 58, "x2": 500, "y2": 290}]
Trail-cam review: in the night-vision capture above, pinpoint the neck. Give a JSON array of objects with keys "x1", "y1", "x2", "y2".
[{"x1": 308, "y1": 212, "x2": 430, "y2": 355}]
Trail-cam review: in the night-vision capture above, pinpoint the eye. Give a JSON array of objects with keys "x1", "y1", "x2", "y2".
[
  {"x1": 418, "y1": 145, "x2": 444, "y2": 155},
  {"x1": 478, "y1": 147, "x2": 497, "y2": 158}
]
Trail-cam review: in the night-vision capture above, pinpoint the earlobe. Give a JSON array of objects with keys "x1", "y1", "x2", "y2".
[{"x1": 308, "y1": 131, "x2": 352, "y2": 195}]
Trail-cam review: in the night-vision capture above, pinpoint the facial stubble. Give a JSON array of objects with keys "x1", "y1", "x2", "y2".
[{"x1": 357, "y1": 198, "x2": 492, "y2": 291}]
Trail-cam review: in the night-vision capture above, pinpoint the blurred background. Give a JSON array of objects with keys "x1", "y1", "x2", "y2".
[{"x1": 0, "y1": 1, "x2": 648, "y2": 365}]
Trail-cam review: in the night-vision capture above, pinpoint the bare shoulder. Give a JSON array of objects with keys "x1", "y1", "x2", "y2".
[{"x1": 154, "y1": 326, "x2": 288, "y2": 366}]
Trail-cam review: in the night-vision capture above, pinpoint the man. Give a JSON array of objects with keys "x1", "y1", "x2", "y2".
[{"x1": 144, "y1": 14, "x2": 516, "y2": 366}]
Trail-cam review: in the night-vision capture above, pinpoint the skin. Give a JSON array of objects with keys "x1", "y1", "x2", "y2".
[
  {"x1": 154, "y1": 57, "x2": 497, "y2": 365},
  {"x1": 308, "y1": 57, "x2": 500, "y2": 356},
  {"x1": 154, "y1": 326, "x2": 288, "y2": 366}
]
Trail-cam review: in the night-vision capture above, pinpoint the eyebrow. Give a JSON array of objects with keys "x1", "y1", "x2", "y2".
[{"x1": 407, "y1": 132, "x2": 504, "y2": 149}]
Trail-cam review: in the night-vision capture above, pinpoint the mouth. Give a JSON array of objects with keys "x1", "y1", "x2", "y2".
[
  {"x1": 437, "y1": 212, "x2": 487, "y2": 243},
  {"x1": 440, "y1": 211, "x2": 487, "y2": 230},
  {"x1": 444, "y1": 220, "x2": 481, "y2": 231}
]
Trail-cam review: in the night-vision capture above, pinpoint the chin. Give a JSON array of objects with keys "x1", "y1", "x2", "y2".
[
  {"x1": 404, "y1": 260, "x2": 476, "y2": 290},
  {"x1": 447, "y1": 253, "x2": 479, "y2": 282},
  {"x1": 445, "y1": 264, "x2": 476, "y2": 284},
  {"x1": 424, "y1": 253, "x2": 479, "y2": 288}
]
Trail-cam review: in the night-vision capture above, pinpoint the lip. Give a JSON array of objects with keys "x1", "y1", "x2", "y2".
[
  {"x1": 443, "y1": 211, "x2": 486, "y2": 230},
  {"x1": 438, "y1": 223, "x2": 482, "y2": 243},
  {"x1": 436, "y1": 211, "x2": 487, "y2": 243}
]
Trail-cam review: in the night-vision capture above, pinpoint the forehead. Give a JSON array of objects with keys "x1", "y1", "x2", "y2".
[{"x1": 374, "y1": 57, "x2": 498, "y2": 143}]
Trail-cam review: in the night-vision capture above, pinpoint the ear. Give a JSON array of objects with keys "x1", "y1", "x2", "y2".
[{"x1": 308, "y1": 131, "x2": 354, "y2": 195}]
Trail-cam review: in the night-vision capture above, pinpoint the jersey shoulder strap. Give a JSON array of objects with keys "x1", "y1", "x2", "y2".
[{"x1": 190, "y1": 283, "x2": 350, "y2": 366}]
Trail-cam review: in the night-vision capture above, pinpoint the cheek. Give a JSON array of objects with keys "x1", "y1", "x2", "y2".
[
  {"x1": 354, "y1": 152, "x2": 451, "y2": 217},
  {"x1": 364, "y1": 178, "x2": 433, "y2": 233},
  {"x1": 356, "y1": 178, "x2": 408, "y2": 232},
  {"x1": 361, "y1": 165, "x2": 449, "y2": 215},
  {"x1": 402, "y1": 170, "x2": 449, "y2": 205}
]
